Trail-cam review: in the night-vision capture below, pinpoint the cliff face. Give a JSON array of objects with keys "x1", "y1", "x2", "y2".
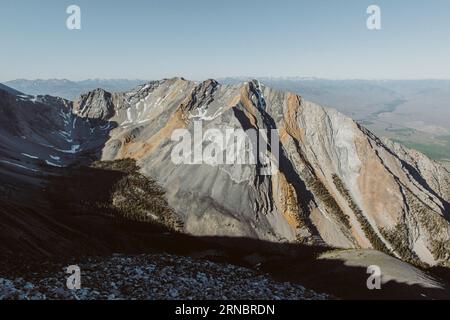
[
  {"x1": 83, "y1": 78, "x2": 448, "y2": 266},
  {"x1": 1, "y1": 79, "x2": 450, "y2": 266}
]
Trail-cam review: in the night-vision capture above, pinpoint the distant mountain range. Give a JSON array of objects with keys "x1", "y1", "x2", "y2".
[{"x1": 4, "y1": 79, "x2": 148, "y2": 100}]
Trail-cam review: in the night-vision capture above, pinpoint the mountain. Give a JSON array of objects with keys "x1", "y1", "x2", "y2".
[
  {"x1": 220, "y1": 78, "x2": 450, "y2": 163},
  {"x1": 1, "y1": 79, "x2": 450, "y2": 298},
  {"x1": 4, "y1": 79, "x2": 148, "y2": 100},
  {"x1": 8, "y1": 78, "x2": 450, "y2": 162},
  {"x1": 87, "y1": 77, "x2": 449, "y2": 267}
]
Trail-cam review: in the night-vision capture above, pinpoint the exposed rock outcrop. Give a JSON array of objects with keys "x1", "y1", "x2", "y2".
[{"x1": 73, "y1": 88, "x2": 116, "y2": 121}]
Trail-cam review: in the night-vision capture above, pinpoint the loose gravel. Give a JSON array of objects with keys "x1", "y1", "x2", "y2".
[{"x1": 0, "y1": 253, "x2": 329, "y2": 300}]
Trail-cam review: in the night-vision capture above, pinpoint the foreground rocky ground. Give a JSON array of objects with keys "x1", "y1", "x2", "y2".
[{"x1": 0, "y1": 253, "x2": 329, "y2": 300}]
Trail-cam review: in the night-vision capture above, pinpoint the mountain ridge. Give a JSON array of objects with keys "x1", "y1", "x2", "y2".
[{"x1": 0, "y1": 79, "x2": 449, "y2": 268}]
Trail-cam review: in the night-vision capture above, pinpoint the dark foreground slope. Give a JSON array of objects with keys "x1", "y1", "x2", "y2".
[{"x1": 1, "y1": 157, "x2": 450, "y2": 299}]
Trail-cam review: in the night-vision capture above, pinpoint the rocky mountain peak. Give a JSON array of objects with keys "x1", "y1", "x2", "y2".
[{"x1": 73, "y1": 88, "x2": 115, "y2": 121}]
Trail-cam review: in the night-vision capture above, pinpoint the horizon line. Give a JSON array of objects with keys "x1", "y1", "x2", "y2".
[{"x1": 3, "y1": 76, "x2": 450, "y2": 83}]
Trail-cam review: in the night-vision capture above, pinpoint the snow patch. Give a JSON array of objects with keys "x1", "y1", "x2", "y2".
[
  {"x1": 55, "y1": 144, "x2": 81, "y2": 154},
  {"x1": 45, "y1": 160, "x2": 63, "y2": 167},
  {"x1": 0, "y1": 160, "x2": 39, "y2": 172},
  {"x1": 21, "y1": 153, "x2": 39, "y2": 159}
]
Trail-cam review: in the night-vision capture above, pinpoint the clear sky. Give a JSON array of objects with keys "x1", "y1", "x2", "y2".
[{"x1": 1, "y1": 0, "x2": 450, "y2": 81}]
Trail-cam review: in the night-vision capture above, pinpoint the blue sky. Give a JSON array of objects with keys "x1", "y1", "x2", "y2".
[{"x1": 1, "y1": 0, "x2": 450, "y2": 81}]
